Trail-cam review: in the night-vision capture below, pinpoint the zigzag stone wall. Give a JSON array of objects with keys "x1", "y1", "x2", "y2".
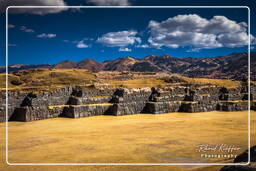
[{"x1": 0, "y1": 83, "x2": 255, "y2": 122}]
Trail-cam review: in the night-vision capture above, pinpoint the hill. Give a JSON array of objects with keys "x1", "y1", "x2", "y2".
[
  {"x1": 55, "y1": 52, "x2": 255, "y2": 80},
  {"x1": 1, "y1": 52, "x2": 255, "y2": 80},
  {"x1": 0, "y1": 68, "x2": 96, "y2": 92}
]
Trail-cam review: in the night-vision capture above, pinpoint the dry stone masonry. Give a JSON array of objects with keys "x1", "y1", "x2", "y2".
[{"x1": 0, "y1": 84, "x2": 255, "y2": 122}]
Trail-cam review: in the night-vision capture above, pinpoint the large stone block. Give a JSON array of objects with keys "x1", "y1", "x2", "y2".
[
  {"x1": 217, "y1": 101, "x2": 248, "y2": 111},
  {"x1": 143, "y1": 101, "x2": 181, "y2": 114},
  {"x1": 179, "y1": 101, "x2": 217, "y2": 113},
  {"x1": 62, "y1": 104, "x2": 113, "y2": 118},
  {"x1": 109, "y1": 101, "x2": 147, "y2": 116},
  {"x1": 9, "y1": 106, "x2": 54, "y2": 122},
  {"x1": 251, "y1": 101, "x2": 256, "y2": 110},
  {"x1": 67, "y1": 96, "x2": 112, "y2": 105}
]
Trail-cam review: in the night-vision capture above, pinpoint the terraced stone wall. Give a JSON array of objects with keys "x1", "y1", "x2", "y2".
[{"x1": 0, "y1": 84, "x2": 255, "y2": 122}]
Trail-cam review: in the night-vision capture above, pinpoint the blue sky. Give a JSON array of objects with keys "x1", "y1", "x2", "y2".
[{"x1": 0, "y1": 0, "x2": 256, "y2": 65}]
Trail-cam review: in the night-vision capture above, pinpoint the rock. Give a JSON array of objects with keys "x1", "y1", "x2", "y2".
[
  {"x1": 220, "y1": 165, "x2": 256, "y2": 171},
  {"x1": 143, "y1": 101, "x2": 181, "y2": 114},
  {"x1": 217, "y1": 101, "x2": 248, "y2": 111},
  {"x1": 62, "y1": 104, "x2": 113, "y2": 118},
  {"x1": 220, "y1": 146, "x2": 256, "y2": 171},
  {"x1": 234, "y1": 146, "x2": 256, "y2": 163}
]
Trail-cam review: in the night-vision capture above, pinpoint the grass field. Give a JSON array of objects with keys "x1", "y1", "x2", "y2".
[
  {"x1": 0, "y1": 111, "x2": 255, "y2": 171},
  {"x1": 182, "y1": 77, "x2": 241, "y2": 88},
  {"x1": 0, "y1": 68, "x2": 96, "y2": 92},
  {"x1": 0, "y1": 69, "x2": 244, "y2": 91},
  {"x1": 105, "y1": 78, "x2": 166, "y2": 88}
]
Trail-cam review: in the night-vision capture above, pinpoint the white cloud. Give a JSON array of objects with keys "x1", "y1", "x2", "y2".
[
  {"x1": 8, "y1": 24, "x2": 15, "y2": 28},
  {"x1": 87, "y1": 0, "x2": 130, "y2": 6},
  {"x1": 37, "y1": 33, "x2": 56, "y2": 38},
  {"x1": 76, "y1": 41, "x2": 89, "y2": 48},
  {"x1": 20, "y1": 26, "x2": 34, "y2": 33},
  {"x1": 1, "y1": 0, "x2": 68, "y2": 15},
  {"x1": 63, "y1": 38, "x2": 93, "y2": 48},
  {"x1": 97, "y1": 30, "x2": 141, "y2": 47},
  {"x1": 136, "y1": 44, "x2": 150, "y2": 48},
  {"x1": 119, "y1": 47, "x2": 131, "y2": 52},
  {"x1": 148, "y1": 14, "x2": 254, "y2": 50}
]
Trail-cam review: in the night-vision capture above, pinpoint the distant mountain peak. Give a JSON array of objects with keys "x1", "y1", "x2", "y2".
[
  {"x1": 125, "y1": 56, "x2": 135, "y2": 60},
  {"x1": 161, "y1": 54, "x2": 172, "y2": 58},
  {"x1": 3, "y1": 52, "x2": 255, "y2": 81}
]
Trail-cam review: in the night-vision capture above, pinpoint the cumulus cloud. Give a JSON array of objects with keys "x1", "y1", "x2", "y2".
[
  {"x1": 136, "y1": 44, "x2": 150, "y2": 48},
  {"x1": 37, "y1": 33, "x2": 56, "y2": 38},
  {"x1": 20, "y1": 26, "x2": 34, "y2": 33},
  {"x1": 148, "y1": 14, "x2": 254, "y2": 50},
  {"x1": 87, "y1": 0, "x2": 130, "y2": 6},
  {"x1": 1, "y1": 0, "x2": 68, "y2": 15},
  {"x1": 76, "y1": 41, "x2": 89, "y2": 48},
  {"x1": 97, "y1": 30, "x2": 141, "y2": 47},
  {"x1": 119, "y1": 47, "x2": 131, "y2": 52}
]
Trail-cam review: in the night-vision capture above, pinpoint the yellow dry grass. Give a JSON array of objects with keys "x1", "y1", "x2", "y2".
[
  {"x1": 0, "y1": 68, "x2": 96, "y2": 92},
  {"x1": 182, "y1": 77, "x2": 241, "y2": 88},
  {"x1": 0, "y1": 111, "x2": 255, "y2": 171},
  {"x1": 105, "y1": 78, "x2": 166, "y2": 88}
]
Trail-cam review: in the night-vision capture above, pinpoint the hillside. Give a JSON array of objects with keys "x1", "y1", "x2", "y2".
[
  {"x1": 1, "y1": 52, "x2": 255, "y2": 80},
  {"x1": 0, "y1": 68, "x2": 242, "y2": 92},
  {"x1": 0, "y1": 68, "x2": 96, "y2": 92},
  {"x1": 54, "y1": 52, "x2": 255, "y2": 80}
]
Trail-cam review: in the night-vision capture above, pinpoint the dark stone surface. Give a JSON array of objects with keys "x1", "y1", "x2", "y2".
[
  {"x1": 67, "y1": 96, "x2": 112, "y2": 105},
  {"x1": 220, "y1": 165, "x2": 256, "y2": 171},
  {"x1": 62, "y1": 104, "x2": 113, "y2": 118},
  {"x1": 220, "y1": 146, "x2": 256, "y2": 171},
  {"x1": 9, "y1": 106, "x2": 53, "y2": 122},
  {"x1": 143, "y1": 101, "x2": 181, "y2": 114},
  {"x1": 234, "y1": 146, "x2": 256, "y2": 163},
  {"x1": 251, "y1": 101, "x2": 256, "y2": 110},
  {"x1": 1, "y1": 84, "x2": 255, "y2": 122},
  {"x1": 109, "y1": 101, "x2": 147, "y2": 116},
  {"x1": 217, "y1": 101, "x2": 248, "y2": 111}
]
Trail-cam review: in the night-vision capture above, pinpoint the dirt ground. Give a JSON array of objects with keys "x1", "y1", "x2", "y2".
[{"x1": 0, "y1": 111, "x2": 255, "y2": 171}]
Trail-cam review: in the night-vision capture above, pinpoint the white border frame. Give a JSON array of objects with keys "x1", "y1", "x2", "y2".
[{"x1": 5, "y1": 6, "x2": 251, "y2": 166}]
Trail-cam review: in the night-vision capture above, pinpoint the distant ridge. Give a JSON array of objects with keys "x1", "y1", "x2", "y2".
[
  {"x1": 0, "y1": 64, "x2": 51, "y2": 73},
  {"x1": 2, "y1": 52, "x2": 255, "y2": 80}
]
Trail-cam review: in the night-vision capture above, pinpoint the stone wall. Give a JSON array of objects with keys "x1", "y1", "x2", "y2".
[
  {"x1": 109, "y1": 88, "x2": 151, "y2": 116},
  {"x1": 1, "y1": 84, "x2": 255, "y2": 122}
]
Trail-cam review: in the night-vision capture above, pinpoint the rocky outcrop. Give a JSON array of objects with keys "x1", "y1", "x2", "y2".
[
  {"x1": 1, "y1": 83, "x2": 255, "y2": 122},
  {"x1": 220, "y1": 146, "x2": 256, "y2": 171}
]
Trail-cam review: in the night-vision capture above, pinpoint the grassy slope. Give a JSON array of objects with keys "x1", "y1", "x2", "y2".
[
  {"x1": 0, "y1": 68, "x2": 96, "y2": 92},
  {"x1": 182, "y1": 77, "x2": 241, "y2": 88},
  {"x1": 0, "y1": 68, "x2": 243, "y2": 91},
  {"x1": 0, "y1": 111, "x2": 254, "y2": 171},
  {"x1": 105, "y1": 78, "x2": 166, "y2": 88}
]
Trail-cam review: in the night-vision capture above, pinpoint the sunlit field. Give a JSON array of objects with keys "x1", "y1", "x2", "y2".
[{"x1": 0, "y1": 111, "x2": 255, "y2": 171}]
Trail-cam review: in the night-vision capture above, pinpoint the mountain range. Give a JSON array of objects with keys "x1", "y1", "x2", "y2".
[{"x1": 2, "y1": 52, "x2": 255, "y2": 81}]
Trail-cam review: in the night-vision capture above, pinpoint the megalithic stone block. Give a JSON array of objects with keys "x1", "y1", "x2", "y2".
[
  {"x1": 9, "y1": 106, "x2": 51, "y2": 122},
  {"x1": 62, "y1": 104, "x2": 113, "y2": 118}
]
